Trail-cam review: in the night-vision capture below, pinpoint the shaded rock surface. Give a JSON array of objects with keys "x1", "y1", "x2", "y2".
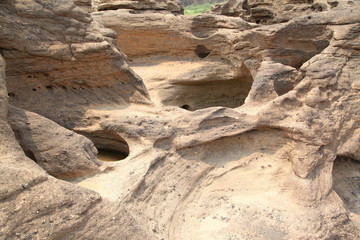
[
  {"x1": 1, "y1": 0, "x2": 360, "y2": 240},
  {"x1": 8, "y1": 106, "x2": 102, "y2": 179}
]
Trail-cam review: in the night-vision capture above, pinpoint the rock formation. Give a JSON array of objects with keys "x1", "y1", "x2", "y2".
[
  {"x1": 0, "y1": 0, "x2": 150, "y2": 128},
  {"x1": 8, "y1": 105, "x2": 102, "y2": 179},
  {"x1": 1, "y1": 0, "x2": 360, "y2": 239},
  {"x1": 93, "y1": 0, "x2": 184, "y2": 13},
  {"x1": 211, "y1": 0, "x2": 352, "y2": 24},
  {"x1": 92, "y1": 10, "x2": 254, "y2": 109}
]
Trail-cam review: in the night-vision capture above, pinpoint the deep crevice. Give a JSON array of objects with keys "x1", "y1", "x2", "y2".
[{"x1": 23, "y1": 149, "x2": 37, "y2": 162}]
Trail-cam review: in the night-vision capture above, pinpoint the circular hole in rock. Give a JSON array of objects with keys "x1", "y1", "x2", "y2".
[
  {"x1": 180, "y1": 104, "x2": 191, "y2": 110},
  {"x1": 97, "y1": 148, "x2": 128, "y2": 162},
  {"x1": 195, "y1": 45, "x2": 211, "y2": 59}
]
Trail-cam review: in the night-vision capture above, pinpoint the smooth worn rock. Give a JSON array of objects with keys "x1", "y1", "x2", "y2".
[
  {"x1": 94, "y1": 0, "x2": 184, "y2": 13},
  {"x1": 0, "y1": 54, "x2": 151, "y2": 240},
  {"x1": 92, "y1": 11, "x2": 255, "y2": 109},
  {"x1": 8, "y1": 106, "x2": 102, "y2": 179},
  {"x1": 1, "y1": 0, "x2": 360, "y2": 239}
]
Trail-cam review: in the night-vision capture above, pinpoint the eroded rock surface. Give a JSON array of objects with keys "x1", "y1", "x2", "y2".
[
  {"x1": 0, "y1": 54, "x2": 151, "y2": 240},
  {"x1": 0, "y1": 0, "x2": 150, "y2": 129},
  {"x1": 8, "y1": 106, "x2": 102, "y2": 179},
  {"x1": 211, "y1": 0, "x2": 356, "y2": 24},
  {"x1": 1, "y1": 0, "x2": 360, "y2": 239},
  {"x1": 93, "y1": 0, "x2": 184, "y2": 13}
]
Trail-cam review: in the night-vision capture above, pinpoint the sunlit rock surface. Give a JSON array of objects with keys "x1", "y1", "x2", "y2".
[{"x1": 0, "y1": 0, "x2": 360, "y2": 239}]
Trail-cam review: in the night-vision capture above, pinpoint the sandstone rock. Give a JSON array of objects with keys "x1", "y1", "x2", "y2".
[
  {"x1": 211, "y1": 0, "x2": 358, "y2": 24},
  {"x1": 1, "y1": 0, "x2": 360, "y2": 239},
  {"x1": 86, "y1": 5, "x2": 360, "y2": 239},
  {"x1": 0, "y1": 1, "x2": 152, "y2": 239},
  {"x1": 0, "y1": 0, "x2": 150, "y2": 130},
  {"x1": 94, "y1": 0, "x2": 184, "y2": 13},
  {"x1": 92, "y1": 11, "x2": 255, "y2": 109},
  {"x1": 211, "y1": 0, "x2": 246, "y2": 16},
  {"x1": 0, "y1": 54, "x2": 151, "y2": 240},
  {"x1": 74, "y1": 0, "x2": 93, "y2": 12},
  {"x1": 8, "y1": 106, "x2": 102, "y2": 179}
]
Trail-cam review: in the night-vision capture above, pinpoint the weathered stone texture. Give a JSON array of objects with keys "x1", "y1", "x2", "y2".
[{"x1": 1, "y1": 0, "x2": 360, "y2": 239}]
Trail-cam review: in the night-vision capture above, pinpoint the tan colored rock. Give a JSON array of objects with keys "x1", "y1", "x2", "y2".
[
  {"x1": 8, "y1": 106, "x2": 102, "y2": 179},
  {"x1": 86, "y1": 6, "x2": 360, "y2": 239},
  {"x1": 0, "y1": 0, "x2": 150, "y2": 130},
  {"x1": 211, "y1": 0, "x2": 359, "y2": 24},
  {"x1": 0, "y1": 53, "x2": 151, "y2": 240},
  {"x1": 92, "y1": 11, "x2": 255, "y2": 109},
  {"x1": 1, "y1": 0, "x2": 360, "y2": 239},
  {"x1": 92, "y1": 9, "x2": 337, "y2": 109},
  {"x1": 94, "y1": 0, "x2": 184, "y2": 13},
  {"x1": 0, "y1": 1, "x2": 152, "y2": 239}
]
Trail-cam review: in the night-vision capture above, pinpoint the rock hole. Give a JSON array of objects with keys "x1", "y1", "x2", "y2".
[
  {"x1": 195, "y1": 45, "x2": 211, "y2": 59},
  {"x1": 32, "y1": 88, "x2": 37, "y2": 92},
  {"x1": 46, "y1": 86, "x2": 53, "y2": 90},
  {"x1": 8, "y1": 92, "x2": 15, "y2": 97},
  {"x1": 61, "y1": 86, "x2": 67, "y2": 90},
  {"x1": 79, "y1": 130, "x2": 130, "y2": 160},
  {"x1": 180, "y1": 104, "x2": 191, "y2": 110},
  {"x1": 97, "y1": 148, "x2": 128, "y2": 162}
]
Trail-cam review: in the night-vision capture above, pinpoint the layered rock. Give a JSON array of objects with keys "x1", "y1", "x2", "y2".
[
  {"x1": 0, "y1": 2, "x2": 153, "y2": 238},
  {"x1": 86, "y1": 3, "x2": 360, "y2": 239},
  {"x1": 1, "y1": 0, "x2": 360, "y2": 239},
  {"x1": 211, "y1": 0, "x2": 357, "y2": 24},
  {"x1": 92, "y1": 11, "x2": 256, "y2": 109},
  {"x1": 93, "y1": 0, "x2": 184, "y2": 13},
  {"x1": 92, "y1": 7, "x2": 336, "y2": 109},
  {"x1": 0, "y1": 53, "x2": 151, "y2": 240},
  {"x1": 0, "y1": 0, "x2": 150, "y2": 130}
]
